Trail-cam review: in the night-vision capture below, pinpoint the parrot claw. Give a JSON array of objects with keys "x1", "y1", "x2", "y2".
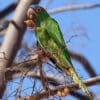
[{"x1": 37, "y1": 50, "x2": 51, "y2": 63}]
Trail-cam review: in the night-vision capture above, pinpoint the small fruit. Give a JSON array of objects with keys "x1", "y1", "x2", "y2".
[
  {"x1": 28, "y1": 96, "x2": 33, "y2": 100},
  {"x1": 64, "y1": 87, "x2": 69, "y2": 94},
  {"x1": 61, "y1": 91, "x2": 67, "y2": 97},
  {"x1": 57, "y1": 90, "x2": 62, "y2": 97}
]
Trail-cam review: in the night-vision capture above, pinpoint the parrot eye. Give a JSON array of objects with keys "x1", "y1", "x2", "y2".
[{"x1": 36, "y1": 8, "x2": 42, "y2": 13}]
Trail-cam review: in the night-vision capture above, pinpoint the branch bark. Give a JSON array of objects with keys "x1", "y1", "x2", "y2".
[
  {"x1": 0, "y1": 0, "x2": 40, "y2": 98},
  {"x1": 21, "y1": 76, "x2": 100, "y2": 100},
  {"x1": 39, "y1": 63, "x2": 48, "y2": 91}
]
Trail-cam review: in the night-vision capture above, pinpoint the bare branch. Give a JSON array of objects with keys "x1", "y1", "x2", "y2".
[
  {"x1": 0, "y1": 0, "x2": 40, "y2": 19},
  {"x1": 70, "y1": 92, "x2": 90, "y2": 100},
  {"x1": 0, "y1": 3, "x2": 17, "y2": 19},
  {"x1": 49, "y1": 3, "x2": 100, "y2": 14},
  {"x1": 6, "y1": 71, "x2": 62, "y2": 86},
  {"x1": 69, "y1": 51, "x2": 97, "y2": 77},
  {"x1": 21, "y1": 76, "x2": 100, "y2": 100},
  {"x1": 0, "y1": 19, "x2": 9, "y2": 32},
  {"x1": 5, "y1": 49, "x2": 97, "y2": 85},
  {"x1": 39, "y1": 63, "x2": 48, "y2": 91},
  {"x1": 44, "y1": 0, "x2": 53, "y2": 8},
  {"x1": 0, "y1": 0, "x2": 40, "y2": 98}
]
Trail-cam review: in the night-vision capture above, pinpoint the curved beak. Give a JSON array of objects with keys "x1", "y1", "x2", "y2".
[{"x1": 24, "y1": 8, "x2": 36, "y2": 28}]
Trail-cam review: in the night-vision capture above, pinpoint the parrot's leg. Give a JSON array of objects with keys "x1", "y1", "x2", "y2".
[{"x1": 37, "y1": 50, "x2": 52, "y2": 63}]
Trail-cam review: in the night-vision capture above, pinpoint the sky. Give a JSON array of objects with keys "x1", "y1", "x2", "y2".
[{"x1": 0, "y1": 0, "x2": 100, "y2": 100}]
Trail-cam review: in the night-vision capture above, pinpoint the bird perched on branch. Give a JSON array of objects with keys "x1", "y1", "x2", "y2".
[{"x1": 25, "y1": 5, "x2": 93, "y2": 100}]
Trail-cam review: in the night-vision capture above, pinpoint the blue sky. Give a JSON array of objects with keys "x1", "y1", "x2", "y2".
[{"x1": 0, "y1": 0, "x2": 100, "y2": 100}]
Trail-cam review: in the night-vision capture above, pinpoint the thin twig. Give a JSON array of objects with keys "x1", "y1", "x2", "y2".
[
  {"x1": 38, "y1": 62, "x2": 48, "y2": 91},
  {"x1": 48, "y1": 3, "x2": 100, "y2": 14},
  {"x1": 21, "y1": 76, "x2": 100, "y2": 100}
]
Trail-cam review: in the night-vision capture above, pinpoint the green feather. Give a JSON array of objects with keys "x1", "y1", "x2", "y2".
[{"x1": 27, "y1": 5, "x2": 93, "y2": 99}]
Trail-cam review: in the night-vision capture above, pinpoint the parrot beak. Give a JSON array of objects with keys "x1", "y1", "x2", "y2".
[
  {"x1": 24, "y1": 19, "x2": 35, "y2": 28},
  {"x1": 24, "y1": 8, "x2": 36, "y2": 28}
]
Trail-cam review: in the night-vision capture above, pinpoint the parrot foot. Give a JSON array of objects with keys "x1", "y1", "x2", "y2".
[{"x1": 38, "y1": 50, "x2": 51, "y2": 63}]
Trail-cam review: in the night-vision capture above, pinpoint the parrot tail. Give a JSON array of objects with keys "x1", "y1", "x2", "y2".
[{"x1": 66, "y1": 67, "x2": 93, "y2": 100}]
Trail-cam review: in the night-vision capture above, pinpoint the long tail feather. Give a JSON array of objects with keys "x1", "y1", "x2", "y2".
[{"x1": 66, "y1": 67, "x2": 93, "y2": 100}]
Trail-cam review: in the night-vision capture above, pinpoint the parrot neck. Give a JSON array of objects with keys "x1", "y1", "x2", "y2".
[{"x1": 36, "y1": 12, "x2": 49, "y2": 24}]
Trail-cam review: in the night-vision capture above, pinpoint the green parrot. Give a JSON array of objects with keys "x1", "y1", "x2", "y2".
[{"x1": 25, "y1": 5, "x2": 93, "y2": 99}]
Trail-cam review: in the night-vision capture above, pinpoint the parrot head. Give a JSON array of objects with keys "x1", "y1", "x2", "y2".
[{"x1": 24, "y1": 5, "x2": 49, "y2": 28}]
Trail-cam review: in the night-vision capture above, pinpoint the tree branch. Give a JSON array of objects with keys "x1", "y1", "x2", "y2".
[
  {"x1": 4, "y1": 52, "x2": 100, "y2": 99},
  {"x1": 39, "y1": 63, "x2": 48, "y2": 91},
  {"x1": 21, "y1": 76, "x2": 100, "y2": 100},
  {"x1": 49, "y1": 3, "x2": 100, "y2": 14},
  {"x1": 0, "y1": 3, "x2": 17, "y2": 19},
  {"x1": 0, "y1": 0, "x2": 40, "y2": 98},
  {"x1": 5, "y1": 49, "x2": 97, "y2": 85},
  {"x1": 69, "y1": 51, "x2": 97, "y2": 77},
  {"x1": 44, "y1": 0, "x2": 53, "y2": 8}
]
